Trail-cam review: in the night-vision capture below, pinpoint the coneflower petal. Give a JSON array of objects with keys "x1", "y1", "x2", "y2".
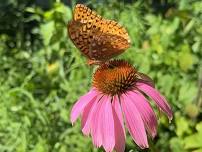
[
  {"x1": 127, "y1": 91, "x2": 157, "y2": 138},
  {"x1": 70, "y1": 89, "x2": 97, "y2": 123},
  {"x1": 91, "y1": 97, "x2": 104, "y2": 147},
  {"x1": 82, "y1": 96, "x2": 100, "y2": 135},
  {"x1": 121, "y1": 94, "x2": 149, "y2": 149},
  {"x1": 137, "y1": 82, "x2": 173, "y2": 120},
  {"x1": 101, "y1": 96, "x2": 115, "y2": 152},
  {"x1": 112, "y1": 96, "x2": 126, "y2": 152}
]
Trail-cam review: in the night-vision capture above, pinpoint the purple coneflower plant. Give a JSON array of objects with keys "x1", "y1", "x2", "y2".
[{"x1": 70, "y1": 60, "x2": 173, "y2": 152}]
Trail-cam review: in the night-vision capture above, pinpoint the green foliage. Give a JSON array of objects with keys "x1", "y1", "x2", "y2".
[{"x1": 0, "y1": 0, "x2": 202, "y2": 151}]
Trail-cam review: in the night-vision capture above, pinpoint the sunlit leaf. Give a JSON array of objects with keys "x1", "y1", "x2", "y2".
[{"x1": 40, "y1": 21, "x2": 54, "y2": 45}]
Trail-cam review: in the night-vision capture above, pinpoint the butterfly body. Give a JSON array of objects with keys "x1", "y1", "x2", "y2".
[{"x1": 68, "y1": 4, "x2": 131, "y2": 63}]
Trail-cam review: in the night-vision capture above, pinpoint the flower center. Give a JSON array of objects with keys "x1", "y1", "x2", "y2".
[{"x1": 93, "y1": 60, "x2": 138, "y2": 96}]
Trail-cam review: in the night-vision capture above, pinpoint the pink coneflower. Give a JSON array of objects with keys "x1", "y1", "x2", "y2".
[{"x1": 70, "y1": 60, "x2": 173, "y2": 152}]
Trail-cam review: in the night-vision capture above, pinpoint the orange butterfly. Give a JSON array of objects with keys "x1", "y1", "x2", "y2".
[{"x1": 67, "y1": 4, "x2": 131, "y2": 65}]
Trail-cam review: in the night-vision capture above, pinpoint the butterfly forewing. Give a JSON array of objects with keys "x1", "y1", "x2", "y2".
[{"x1": 68, "y1": 4, "x2": 131, "y2": 61}]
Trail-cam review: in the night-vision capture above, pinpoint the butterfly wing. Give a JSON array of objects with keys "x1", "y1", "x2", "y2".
[
  {"x1": 88, "y1": 32, "x2": 130, "y2": 60},
  {"x1": 73, "y1": 4, "x2": 102, "y2": 23},
  {"x1": 68, "y1": 4, "x2": 131, "y2": 61}
]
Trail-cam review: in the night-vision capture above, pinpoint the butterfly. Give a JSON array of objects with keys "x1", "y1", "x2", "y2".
[{"x1": 67, "y1": 4, "x2": 131, "y2": 64}]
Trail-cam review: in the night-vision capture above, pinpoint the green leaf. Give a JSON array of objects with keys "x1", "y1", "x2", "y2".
[
  {"x1": 185, "y1": 104, "x2": 199, "y2": 118},
  {"x1": 40, "y1": 21, "x2": 54, "y2": 46},
  {"x1": 184, "y1": 122, "x2": 202, "y2": 149},
  {"x1": 196, "y1": 122, "x2": 202, "y2": 132},
  {"x1": 178, "y1": 82, "x2": 197, "y2": 105},
  {"x1": 170, "y1": 137, "x2": 185, "y2": 152},
  {"x1": 193, "y1": 149, "x2": 202, "y2": 152},
  {"x1": 178, "y1": 51, "x2": 194, "y2": 72},
  {"x1": 184, "y1": 133, "x2": 202, "y2": 149},
  {"x1": 32, "y1": 138, "x2": 48, "y2": 152},
  {"x1": 175, "y1": 114, "x2": 191, "y2": 137},
  {"x1": 158, "y1": 74, "x2": 175, "y2": 97},
  {"x1": 16, "y1": 132, "x2": 27, "y2": 152}
]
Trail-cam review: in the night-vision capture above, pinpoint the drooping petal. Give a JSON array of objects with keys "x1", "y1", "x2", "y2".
[
  {"x1": 138, "y1": 72, "x2": 155, "y2": 88},
  {"x1": 127, "y1": 91, "x2": 157, "y2": 138},
  {"x1": 101, "y1": 96, "x2": 115, "y2": 152},
  {"x1": 91, "y1": 96, "x2": 104, "y2": 147},
  {"x1": 136, "y1": 82, "x2": 173, "y2": 120},
  {"x1": 120, "y1": 94, "x2": 149, "y2": 149},
  {"x1": 82, "y1": 96, "x2": 101, "y2": 135},
  {"x1": 70, "y1": 89, "x2": 97, "y2": 123},
  {"x1": 112, "y1": 96, "x2": 126, "y2": 152}
]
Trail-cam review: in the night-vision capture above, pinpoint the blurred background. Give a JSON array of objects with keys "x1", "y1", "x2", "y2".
[{"x1": 0, "y1": 0, "x2": 202, "y2": 151}]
